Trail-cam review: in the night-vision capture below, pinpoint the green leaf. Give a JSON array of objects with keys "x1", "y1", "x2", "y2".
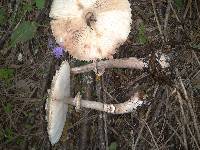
[
  {"x1": 174, "y1": 0, "x2": 184, "y2": 9},
  {"x1": 5, "y1": 128, "x2": 14, "y2": 142},
  {"x1": 25, "y1": 124, "x2": 33, "y2": 129},
  {"x1": 23, "y1": 3, "x2": 33, "y2": 12},
  {"x1": 10, "y1": 21, "x2": 38, "y2": 47},
  {"x1": 35, "y1": 0, "x2": 45, "y2": 9},
  {"x1": 4, "y1": 103, "x2": 12, "y2": 113},
  {"x1": 191, "y1": 44, "x2": 200, "y2": 50},
  {"x1": 16, "y1": 137, "x2": 24, "y2": 145},
  {"x1": 0, "y1": 8, "x2": 6, "y2": 25},
  {"x1": 109, "y1": 142, "x2": 117, "y2": 150},
  {"x1": 0, "y1": 68, "x2": 14, "y2": 80},
  {"x1": 137, "y1": 22, "x2": 148, "y2": 44},
  {"x1": 194, "y1": 84, "x2": 200, "y2": 90}
]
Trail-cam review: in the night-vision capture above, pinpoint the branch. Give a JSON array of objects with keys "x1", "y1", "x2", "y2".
[
  {"x1": 71, "y1": 57, "x2": 145, "y2": 74},
  {"x1": 64, "y1": 92, "x2": 144, "y2": 114}
]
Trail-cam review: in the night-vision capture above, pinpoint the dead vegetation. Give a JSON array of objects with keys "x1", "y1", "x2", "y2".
[{"x1": 0, "y1": 0, "x2": 200, "y2": 149}]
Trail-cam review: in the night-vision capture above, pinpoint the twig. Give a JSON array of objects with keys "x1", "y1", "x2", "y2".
[
  {"x1": 176, "y1": 69, "x2": 200, "y2": 144},
  {"x1": 79, "y1": 74, "x2": 92, "y2": 150},
  {"x1": 183, "y1": 0, "x2": 192, "y2": 19},
  {"x1": 96, "y1": 75, "x2": 106, "y2": 150},
  {"x1": 132, "y1": 104, "x2": 152, "y2": 150},
  {"x1": 151, "y1": 0, "x2": 164, "y2": 38},
  {"x1": 169, "y1": 2, "x2": 181, "y2": 23},
  {"x1": 187, "y1": 123, "x2": 200, "y2": 149},
  {"x1": 166, "y1": 121, "x2": 185, "y2": 146},
  {"x1": 164, "y1": 0, "x2": 171, "y2": 39},
  {"x1": 195, "y1": 0, "x2": 200, "y2": 20},
  {"x1": 176, "y1": 91, "x2": 189, "y2": 150},
  {"x1": 175, "y1": 89, "x2": 199, "y2": 148},
  {"x1": 143, "y1": 120, "x2": 159, "y2": 150},
  {"x1": 192, "y1": 50, "x2": 200, "y2": 66},
  {"x1": 102, "y1": 77, "x2": 109, "y2": 150}
]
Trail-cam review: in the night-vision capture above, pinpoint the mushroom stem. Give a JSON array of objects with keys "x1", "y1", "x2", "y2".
[
  {"x1": 64, "y1": 92, "x2": 143, "y2": 114},
  {"x1": 71, "y1": 57, "x2": 146, "y2": 74}
]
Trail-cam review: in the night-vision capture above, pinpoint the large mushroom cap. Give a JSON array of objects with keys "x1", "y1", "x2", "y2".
[
  {"x1": 45, "y1": 61, "x2": 70, "y2": 145},
  {"x1": 50, "y1": 0, "x2": 132, "y2": 61}
]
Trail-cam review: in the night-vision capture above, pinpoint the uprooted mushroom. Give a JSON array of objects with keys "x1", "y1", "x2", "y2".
[
  {"x1": 46, "y1": 61, "x2": 145, "y2": 145},
  {"x1": 50, "y1": 0, "x2": 132, "y2": 61},
  {"x1": 45, "y1": 55, "x2": 170, "y2": 145}
]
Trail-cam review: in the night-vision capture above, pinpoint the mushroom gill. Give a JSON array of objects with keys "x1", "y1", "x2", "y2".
[
  {"x1": 45, "y1": 61, "x2": 70, "y2": 145},
  {"x1": 50, "y1": 0, "x2": 132, "y2": 61}
]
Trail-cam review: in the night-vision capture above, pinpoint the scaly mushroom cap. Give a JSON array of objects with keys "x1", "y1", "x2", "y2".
[
  {"x1": 45, "y1": 61, "x2": 70, "y2": 145},
  {"x1": 50, "y1": 0, "x2": 132, "y2": 61}
]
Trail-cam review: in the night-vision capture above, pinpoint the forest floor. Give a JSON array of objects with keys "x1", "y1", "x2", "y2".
[{"x1": 0, "y1": 0, "x2": 200, "y2": 149}]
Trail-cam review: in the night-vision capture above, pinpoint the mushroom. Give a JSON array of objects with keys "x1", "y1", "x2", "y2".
[
  {"x1": 49, "y1": 0, "x2": 132, "y2": 61},
  {"x1": 46, "y1": 60, "x2": 144, "y2": 145},
  {"x1": 45, "y1": 61, "x2": 70, "y2": 145}
]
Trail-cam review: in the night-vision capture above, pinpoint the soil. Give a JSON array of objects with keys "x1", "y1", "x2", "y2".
[{"x1": 0, "y1": 0, "x2": 200, "y2": 149}]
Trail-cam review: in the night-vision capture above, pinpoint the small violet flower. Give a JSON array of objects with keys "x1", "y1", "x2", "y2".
[
  {"x1": 48, "y1": 37, "x2": 64, "y2": 59},
  {"x1": 53, "y1": 47, "x2": 64, "y2": 59}
]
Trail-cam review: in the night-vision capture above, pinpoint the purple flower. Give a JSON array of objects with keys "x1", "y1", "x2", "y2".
[{"x1": 53, "y1": 47, "x2": 64, "y2": 59}]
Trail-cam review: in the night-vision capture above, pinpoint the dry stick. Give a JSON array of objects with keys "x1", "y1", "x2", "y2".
[
  {"x1": 183, "y1": 0, "x2": 192, "y2": 19},
  {"x1": 132, "y1": 105, "x2": 152, "y2": 150},
  {"x1": 164, "y1": 0, "x2": 171, "y2": 38},
  {"x1": 162, "y1": 125, "x2": 179, "y2": 148},
  {"x1": 120, "y1": 115, "x2": 155, "y2": 148},
  {"x1": 187, "y1": 122, "x2": 200, "y2": 149},
  {"x1": 132, "y1": 84, "x2": 159, "y2": 150},
  {"x1": 64, "y1": 92, "x2": 143, "y2": 114},
  {"x1": 151, "y1": 0, "x2": 164, "y2": 38},
  {"x1": 68, "y1": 113, "x2": 97, "y2": 130},
  {"x1": 143, "y1": 120, "x2": 159, "y2": 150},
  {"x1": 79, "y1": 74, "x2": 92, "y2": 150},
  {"x1": 142, "y1": 86, "x2": 166, "y2": 150},
  {"x1": 166, "y1": 93, "x2": 187, "y2": 146},
  {"x1": 191, "y1": 50, "x2": 200, "y2": 81},
  {"x1": 176, "y1": 91, "x2": 189, "y2": 150},
  {"x1": 102, "y1": 77, "x2": 109, "y2": 150},
  {"x1": 192, "y1": 50, "x2": 200, "y2": 66},
  {"x1": 154, "y1": 87, "x2": 168, "y2": 142},
  {"x1": 169, "y1": 2, "x2": 181, "y2": 23},
  {"x1": 71, "y1": 57, "x2": 145, "y2": 74},
  {"x1": 164, "y1": 89, "x2": 186, "y2": 147},
  {"x1": 189, "y1": 0, "x2": 192, "y2": 25},
  {"x1": 96, "y1": 75, "x2": 106, "y2": 150},
  {"x1": 166, "y1": 121, "x2": 185, "y2": 146},
  {"x1": 195, "y1": 0, "x2": 200, "y2": 20},
  {"x1": 175, "y1": 90, "x2": 199, "y2": 149},
  {"x1": 176, "y1": 69, "x2": 200, "y2": 144},
  {"x1": 115, "y1": 108, "x2": 154, "y2": 148}
]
